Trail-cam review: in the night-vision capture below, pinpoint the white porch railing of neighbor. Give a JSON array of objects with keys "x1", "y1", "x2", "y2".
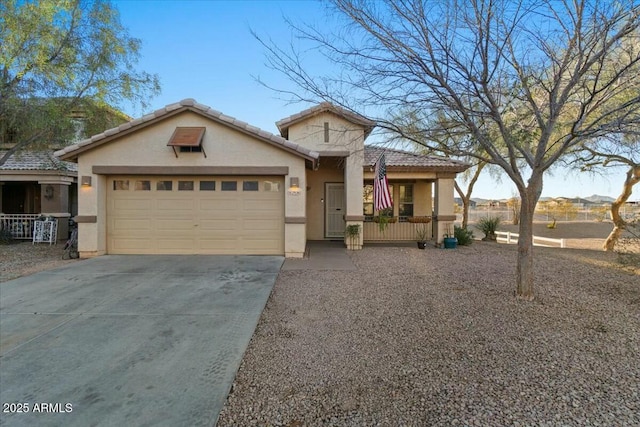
[
  {"x1": 0, "y1": 214, "x2": 40, "y2": 240},
  {"x1": 496, "y1": 231, "x2": 566, "y2": 248}
]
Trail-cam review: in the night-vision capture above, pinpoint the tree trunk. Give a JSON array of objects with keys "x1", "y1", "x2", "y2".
[
  {"x1": 454, "y1": 182, "x2": 470, "y2": 229},
  {"x1": 604, "y1": 165, "x2": 640, "y2": 251},
  {"x1": 516, "y1": 176, "x2": 543, "y2": 301},
  {"x1": 454, "y1": 162, "x2": 486, "y2": 229}
]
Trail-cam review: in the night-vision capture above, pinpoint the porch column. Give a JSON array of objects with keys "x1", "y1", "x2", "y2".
[
  {"x1": 344, "y1": 151, "x2": 364, "y2": 249},
  {"x1": 433, "y1": 175, "x2": 457, "y2": 245},
  {"x1": 39, "y1": 182, "x2": 72, "y2": 240}
]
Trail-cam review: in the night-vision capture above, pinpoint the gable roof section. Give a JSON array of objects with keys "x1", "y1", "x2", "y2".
[
  {"x1": 55, "y1": 99, "x2": 319, "y2": 167},
  {"x1": 364, "y1": 146, "x2": 469, "y2": 173},
  {"x1": 0, "y1": 150, "x2": 77, "y2": 173},
  {"x1": 276, "y1": 102, "x2": 376, "y2": 139}
]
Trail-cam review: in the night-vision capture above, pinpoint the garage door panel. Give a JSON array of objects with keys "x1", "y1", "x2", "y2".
[
  {"x1": 112, "y1": 199, "x2": 153, "y2": 211},
  {"x1": 157, "y1": 198, "x2": 195, "y2": 210},
  {"x1": 198, "y1": 239, "x2": 240, "y2": 250},
  {"x1": 199, "y1": 219, "x2": 241, "y2": 232},
  {"x1": 111, "y1": 238, "x2": 154, "y2": 251},
  {"x1": 156, "y1": 239, "x2": 198, "y2": 250},
  {"x1": 199, "y1": 198, "x2": 239, "y2": 212},
  {"x1": 156, "y1": 219, "x2": 196, "y2": 231},
  {"x1": 108, "y1": 176, "x2": 284, "y2": 255},
  {"x1": 243, "y1": 219, "x2": 280, "y2": 231},
  {"x1": 111, "y1": 219, "x2": 153, "y2": 232},
  {"x1": 243, "y1": 199, "x2": 280, "y2": 211}
]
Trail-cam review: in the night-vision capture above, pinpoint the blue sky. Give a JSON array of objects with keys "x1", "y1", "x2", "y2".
[{"x1": 112, "y1": 0, "x2": 631, "y2": 201}]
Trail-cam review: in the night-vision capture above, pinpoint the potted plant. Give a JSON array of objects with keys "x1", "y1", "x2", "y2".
[
  {"x1": 345, "y1": 224, "x2": 361, "y2": 250},
  {"x1": 373, "y1": 213, "x2": 397, "y2": 232},
  {"x1": 415, "y1": 224, "x2": 428, "y2": 249},
  {"x1": 407, "y1": 216, "x2": 432, "y2": 224},
  {"x1": 443, "y1": 223, "x2": 458, "y2": 249},
  {"x1": 475, "y1": 216, "x2": 501, "y2": 241}
]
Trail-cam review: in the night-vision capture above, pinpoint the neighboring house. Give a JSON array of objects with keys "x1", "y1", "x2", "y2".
[
  {"x1": 0, "y1": 151, "x2": 77, "y2": 239},
  {"x1": 55, "y1": 99, "x2": 469, "y2": 258},
  {"x1": 455, "y1": 198, "x2": 477, "y2": 208},
  {"x1": 0, "y1": 101, "x2": 130, "y2": 240}
]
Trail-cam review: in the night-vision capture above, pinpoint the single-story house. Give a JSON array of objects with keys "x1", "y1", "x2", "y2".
[
  {"x1": 55, "y1": 99, "x2": 469, "y2": 258},
  {"x1": 0, "y1": 150, "x2": 78, "y2": 240}
]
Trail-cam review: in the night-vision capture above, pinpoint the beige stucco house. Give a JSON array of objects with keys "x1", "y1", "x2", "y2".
[{"x1": 55, "y1": 99, "x2": 468, "y2": 258}]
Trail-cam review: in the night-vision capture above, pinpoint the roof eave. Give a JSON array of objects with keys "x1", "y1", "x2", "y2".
[{"x1": 56, "y1": 103, "x2": 320, "y2": 166}]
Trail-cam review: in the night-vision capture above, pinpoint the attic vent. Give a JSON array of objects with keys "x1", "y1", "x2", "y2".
[{"x1": 167, "y1": 127, "x2": 206, "y2": 158}]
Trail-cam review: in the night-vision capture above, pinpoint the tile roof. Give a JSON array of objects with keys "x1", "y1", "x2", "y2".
[
  {"x1": 276, "y1": 102, "x2": 376, "y2": 139},
  {"x1": 55, "y1": 99, "x2": 319, "y2": 164},
  {"x1": 0, "y1": 150, "x2": 77, "y2": 173},
  {"x1": 364, "y1": 146, "x2": 469, "y2": 172}
]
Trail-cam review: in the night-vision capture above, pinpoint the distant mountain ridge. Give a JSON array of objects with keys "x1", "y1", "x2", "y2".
[
  {"x1": 467, "y1": 194, "x2": 617, "y2": 204},
  {"x1": 584, "y1": 194, "x2": 616, "y2": 203}
]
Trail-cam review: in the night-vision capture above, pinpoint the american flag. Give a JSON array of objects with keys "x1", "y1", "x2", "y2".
[{"x1": 374, "y1": 153, "x2": 392, "y2": 211}]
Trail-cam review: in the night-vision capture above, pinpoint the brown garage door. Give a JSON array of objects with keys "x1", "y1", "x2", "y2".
[{"x1": 107, "y1": 176, "x2": 284, "y2": 255}]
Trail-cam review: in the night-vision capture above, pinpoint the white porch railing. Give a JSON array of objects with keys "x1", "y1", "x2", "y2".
[
  {"x1": 0, "y1": 214, "x2": 40, "y2": 240},
  {"x1": 496, "y1": 231, "x2": 566, "y2": 248},
  {"x1": 363, "y1": 221, "x2": 432, "y2": 241}
]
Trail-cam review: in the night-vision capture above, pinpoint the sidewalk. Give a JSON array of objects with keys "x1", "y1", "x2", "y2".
[{"x1": 281, "y1": 241, "x2": 357, "y2": 271}]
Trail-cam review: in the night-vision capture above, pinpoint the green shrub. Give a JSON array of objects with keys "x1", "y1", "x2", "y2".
[
  {"x1": 475, "y1": 216, "x2": 501, "y2": 240},
  {"x1": 454, "y1": 225, "x2": 474, "y2": 246},
  {"x1": 0, "y1": 228, "x2": 14, "y2": 245}
]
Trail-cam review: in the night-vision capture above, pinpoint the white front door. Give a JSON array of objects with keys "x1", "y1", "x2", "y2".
[{"x1": 325, "y1": 183, "x2": 345, "y2": 238}]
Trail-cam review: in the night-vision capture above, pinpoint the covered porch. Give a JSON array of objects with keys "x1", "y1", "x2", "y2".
[{"x1": 304, "y1": 146, "x2": 468, "y2": 248}]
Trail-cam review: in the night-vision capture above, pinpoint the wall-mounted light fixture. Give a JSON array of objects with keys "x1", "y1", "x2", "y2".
[
  {"x1": 289, "y1": 177, "x2": 299, "y2": 190},
  {"x1": 44, "y1": 184, "x2": 54, "y2": 200},
  {"x1": 81, "y1": 176, "x2": 92, "y2": 187}
]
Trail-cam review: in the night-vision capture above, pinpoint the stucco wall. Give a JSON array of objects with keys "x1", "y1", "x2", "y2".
[
  {"x1": 75, "y1": 110, "x2": 308, "y2": 257},
  {"x1": 287, "y1": 112, "x2": 365, "y2": 154}
]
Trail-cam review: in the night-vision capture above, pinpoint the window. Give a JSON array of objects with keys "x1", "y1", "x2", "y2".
[
  {"x1": 221, "y1": 181, "x2": 237, "y2": 191},
  {"x1": 324, "y1": 122, "x2": 329, "y2": 142},
  {"x1": 199, "y1": 181, "x2": 215, "y2": 191},
  {"x1": 264, "y1": 181, "x2": 280, "y2": 192},
  {"x1": 178, "y1": 181, "x2": 194, "y2": 191},
  {"x1": 135, "y1": 180, "x2": 151, "y2": 191},
  {"x1": 157, "y1": 181, "x2": 173, "y2": 191},
  {"x1": 363, "y1": 184, "x2": 393, "y2": 221},
  {"x1": 399, "y1": 184, "x2": 414, "y2": 220},
  {"x1": 243, "y1": 181, "x2": 259, "y2": 191},
  {"x1": 363, "y1": 185, "x2": 374, "y2": 217},
  {"x1": 113, "y1": 180, "x2": 129, "y2": 190}
]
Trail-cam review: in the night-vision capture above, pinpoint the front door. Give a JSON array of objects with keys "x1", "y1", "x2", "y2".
[{"x1": 325, "y1": 183, "x2": 345, "y2": 238}]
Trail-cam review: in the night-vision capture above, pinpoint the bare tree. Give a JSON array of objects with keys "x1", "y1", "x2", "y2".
[
  {"x1": 454, "y1": 161, "x2": 486, "y2": 229},
  {"x1": 258, "y1": 0, "x2": 640, "y2": 300},
  {"x1": 577, "y1": 140, "x2": 640, "y2": 251}
]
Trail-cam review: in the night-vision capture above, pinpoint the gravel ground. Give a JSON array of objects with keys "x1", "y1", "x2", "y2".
[
  {"x1": 0, "y1": 241, "x2": 80, "y2": 282},
  {"x1": 217, "y1": 242, "x2": 639, "y2": 426},
  {"x1": 2, "y1": 224, "x2": 638, "y2": 425}
]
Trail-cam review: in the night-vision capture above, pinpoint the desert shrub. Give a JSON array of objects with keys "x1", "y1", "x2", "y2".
[
  {"x1": 0, "y1": 227, "x2": 14, "y2": 245},
  {"x1": 475, "y1": 216, "x2": 501, "y2": 239},
  {"x1": 591, "y1": 206, "x2": 609, "y2": 222},
  {"x1": 616, "y1": 218, "x2": 640, "y2": 267},
  {"x1": 454, "y1": 225, "x2": 474, "y2": 246}
]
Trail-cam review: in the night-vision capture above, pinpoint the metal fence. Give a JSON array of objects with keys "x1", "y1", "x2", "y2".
[
  {"x1": 461, "y1": 205, "x2": 640, "y2": 224},
  {"x1": 0, "y1": 214, "x2": 41, "y2": 240}
]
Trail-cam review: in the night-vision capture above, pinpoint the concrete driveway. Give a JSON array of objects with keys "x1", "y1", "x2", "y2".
[{"x1": 0, "y1": 255, "x2": 282, "y2": 427}]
